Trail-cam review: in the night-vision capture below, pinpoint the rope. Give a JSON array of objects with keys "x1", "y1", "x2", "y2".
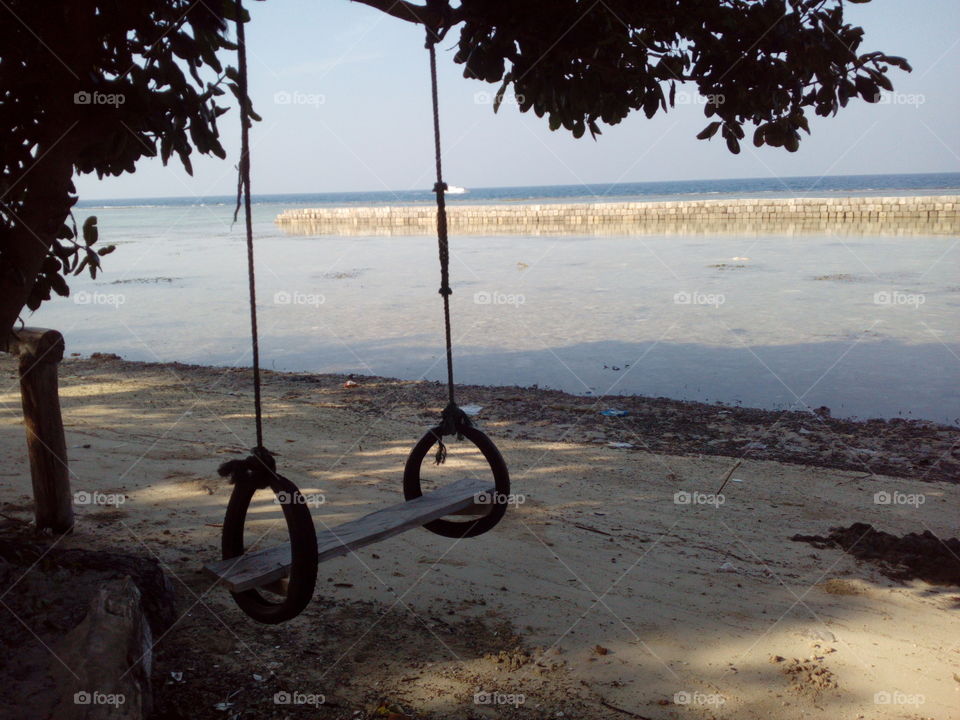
[
  {"x1": 426, "y1": 20, "x2": 469, "y2": 449},
  {"x1": 232, "y1": 0, "x2": 265, "y2": 451},
  {"x1": 427, "y1": 41, "x2": 454, "y2": 405},
  {"x1": 220, "y1": 0, "x2": 319, "y2": 627}
]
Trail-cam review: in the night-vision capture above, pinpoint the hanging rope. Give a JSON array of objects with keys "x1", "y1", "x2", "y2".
[
  {"x1": 228, "y1": 0, "x2": 271, "y2": 478},
  {"x1": 425, "y1": 12, "x2": 469, "y2": 461},
  {"x1": 218, "y1": 1, "x2": 319, "y2": 625}
]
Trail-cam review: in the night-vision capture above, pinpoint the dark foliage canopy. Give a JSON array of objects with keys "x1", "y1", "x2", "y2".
[
  {"x1": 0, "y1": 0, "x2": 243, "y2": 320},
  {"x1": 378, "y1": 0, "x2": 910, "y2": 149}
]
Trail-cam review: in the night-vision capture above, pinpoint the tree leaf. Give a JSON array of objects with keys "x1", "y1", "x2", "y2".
[
  {"x1": 493, "y1": 74, "x2": 512, "y2": 114},
  {"x1": 82, "y1": 216, "x2": 99, "y2": 246},
  {"x1": 696, "y1": 121, "x2": 722, "y2": 140},
  {"x1": 50, "y1": 274, "x2": 69, "y2": 297},
  {"x1": 753, "y1": 125, "x2": 766, "y2": 147}
]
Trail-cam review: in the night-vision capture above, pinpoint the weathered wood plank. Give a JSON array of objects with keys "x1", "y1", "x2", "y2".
[
  {"x1": 205, "y1": 477, "x2": 493, "y2": 592},
  {"x1": 449, "y1": 503, "x2": 491, "y2": 515}
]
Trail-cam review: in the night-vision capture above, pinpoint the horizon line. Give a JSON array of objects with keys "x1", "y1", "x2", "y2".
[{"x1": 74, "y1": 170, "x2": 960, "y2": 204}]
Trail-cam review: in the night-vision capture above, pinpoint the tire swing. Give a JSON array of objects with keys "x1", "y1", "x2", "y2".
[{"x1": 206, "y1": 0, "x2": 508, "y2": 624}]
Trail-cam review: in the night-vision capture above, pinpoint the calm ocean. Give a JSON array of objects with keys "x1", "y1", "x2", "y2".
[
  {"x1": 76, "y1": 171, "x2": 960, "y2": 210},
  {"x1": 29, "y1": 173, "x2": 959, "y2": 425}
]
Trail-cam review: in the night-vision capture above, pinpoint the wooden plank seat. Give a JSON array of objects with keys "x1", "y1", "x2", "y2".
[{"x1": 204, "y1": 477, "x2": 493, "y2": 592}]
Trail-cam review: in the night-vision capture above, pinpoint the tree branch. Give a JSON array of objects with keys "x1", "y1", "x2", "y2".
[{"x1": 349, "y1": 0, "x2": 447, "y2": 26}]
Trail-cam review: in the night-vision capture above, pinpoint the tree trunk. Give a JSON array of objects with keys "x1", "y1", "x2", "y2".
[
  {"x1": 13, "y1": 328, "x2": 73, "y2": 533},
  {"x1": 50, "y1": 577, "x2": 154, "y2": 720}
]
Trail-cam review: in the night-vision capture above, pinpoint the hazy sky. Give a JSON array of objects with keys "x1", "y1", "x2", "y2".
[{"x1": 74, "y1": 0, "x2": 960, "y2": 200}]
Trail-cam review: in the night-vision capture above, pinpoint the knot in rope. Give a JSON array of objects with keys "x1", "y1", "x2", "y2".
[
  {"x1": 423, "y1": 0, "x2": 452, "y2": 48},
  {"x1": 431, "y1": 402, "x2": 472, "y2": 465},
  {"x1": 440, "y1": 401, "x2": 471, "y2": 437},
  {"x1": 218, "y1": 446, "x2": 277, "y2": 490}
]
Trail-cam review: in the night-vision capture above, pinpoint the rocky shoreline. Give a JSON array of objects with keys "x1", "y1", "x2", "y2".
[{"x1": 61, "y1": 355, "x2": 959, "y2": 484}]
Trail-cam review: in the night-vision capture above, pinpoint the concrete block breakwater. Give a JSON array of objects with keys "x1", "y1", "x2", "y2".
[{"x1": 275, "y1": 195, "x2": 960, "y2": 237}]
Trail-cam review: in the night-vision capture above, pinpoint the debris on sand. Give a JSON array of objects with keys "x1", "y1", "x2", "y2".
[
  {"x1": 781, "y1": 656, "x2": 838, "y2": 696},
  {"x1": 792, "y1": 523, "x2": 960, "y2": 586}
]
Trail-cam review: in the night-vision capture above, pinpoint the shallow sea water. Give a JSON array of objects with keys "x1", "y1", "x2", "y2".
[{"x1": 29, "y1": 202, "x2": 960, "y2": 425}]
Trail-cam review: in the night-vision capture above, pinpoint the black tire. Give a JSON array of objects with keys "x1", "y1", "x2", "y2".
[
  {"x1": 403, "y1": 425, "x2": 510, "y2": 538},
  {"x1": 220, "y1": 474, "x2": 318, "y2": 624}
]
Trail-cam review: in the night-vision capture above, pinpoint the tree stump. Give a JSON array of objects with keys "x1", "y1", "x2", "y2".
[
  {"x1": 49, "y1": 577, "x2": 153, "y2": 720},
  {"x1": 8, "y1": 327, "x2": 73, "y2": 533}
]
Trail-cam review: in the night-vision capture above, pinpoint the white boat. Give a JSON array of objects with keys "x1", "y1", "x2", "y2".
[{"x1": 446, "y1": 185, "x2": 467, "y2": 194}]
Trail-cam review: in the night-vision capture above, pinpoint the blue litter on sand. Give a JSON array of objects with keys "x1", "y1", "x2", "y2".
[{"x1": 600, "y1": 409, "x2": 630, "y2": 417}]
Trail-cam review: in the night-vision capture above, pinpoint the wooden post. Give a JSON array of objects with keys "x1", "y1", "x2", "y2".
[{"x1": 8, "y1": 327, "x2": 73, "y2": 533}]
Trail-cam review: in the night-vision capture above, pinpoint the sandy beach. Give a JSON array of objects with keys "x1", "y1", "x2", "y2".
[
  {"x1": 2, "y1": 0, "x2": 958, "y2": 713},
  {"x1": 1, "y1": 353, "x2": 958, "y2": 719}
]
